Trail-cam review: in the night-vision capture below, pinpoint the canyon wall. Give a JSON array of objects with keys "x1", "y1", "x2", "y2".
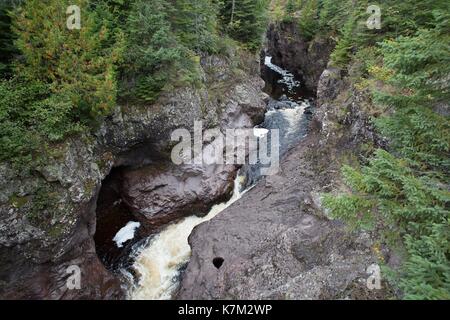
[
  {"x1": 266, "y1": 22, "x2": 335, "y2": 92},
  {"x1": 177, "y1": 23, "x2": 391, "y2": 300},
  {"x1": 0, "y1": 51, "x2": 267, "y2": 299}
]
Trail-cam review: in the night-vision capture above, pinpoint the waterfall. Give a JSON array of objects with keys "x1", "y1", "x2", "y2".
[
  {"x1": 127, "y1": 57, "x2": 311, "y2": 300},
  {"x1": 129, "y1": 175, "x2": 246, "y2": 300},
  {"x1": 264, "y1": 56, "x2": 301, "y2": 93}
]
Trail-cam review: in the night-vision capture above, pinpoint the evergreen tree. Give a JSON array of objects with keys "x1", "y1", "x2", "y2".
[
  {"x1": 285, "y1": 0, "x2": 299, "y2": 14},
  {"x1": 318, "y1": 0, "x2": 352, "y2": 31},
  {"x1": 120, "y1": 0, "x2": 185, "y2": 103},
  {"x1": 330, "y1": 15, "x2": 356, "y2": 67},
  {"x1": 374, "y1": 10, "x2": 450, "y2": 171},
  {"x1": 297, "y1": 0, "x2": 319, "y2": 40},
  {"x1": 219, "y1": 0, "x2": 269, "y2": 50},
  {"x1": 13, "y1": 0, "x2": 123, "y2": 118},
  {"x1": 0, "y1": 0, "x2": 21, "y2": 78},
  {"x1": 324, "y1": 7, "x2": 450, "y2": 299},
  {"x1": 172, "y1": 0, "x2": 219, "y2": 53}
]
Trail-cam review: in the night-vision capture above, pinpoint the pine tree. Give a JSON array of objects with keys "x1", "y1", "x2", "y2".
[
  {"x1": 0, "y1": 0, "x2": 21, "y2": 78},
  {"x1": 324, "y1": 7, "x2": 450, "y2": 299},
  {"x1": 219, "y1": 0, "x2": 269, "y2": 50},
  {"x1": 330, "y1": 15, "x2": 356, "y2": 67},
  {"x1": 13, "y1": 0, "x2": 123, "y2": 118},
  {"x1": 120, "y1": 0, "x2": 185, "y2": 103},
  {"x1": 285, "y1": 0, "x2": 298, "y2": 14},
  {"x1": 297, "y1": 0, "x2": 319, "y2": 40},
  {"x1": 318, "y1": 0, "x2": 352, "y2": 31},
  {"x1": 171, "y1": 0, "x2": 219, "y2": 53}
]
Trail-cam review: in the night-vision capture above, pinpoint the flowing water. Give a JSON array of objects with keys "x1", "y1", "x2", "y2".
[
  {"x1": 264, "y1": 56, "x2": 300, "y2": 93},
  {"x1": 129, "y1": 175, "x2": 247, "y2": 300},
  {"x1": 245, "y1": 56, "x2": 314, "y2": 186},
  {"x1": 126, "y1": 56, "x2": 313, "y2": 300}
]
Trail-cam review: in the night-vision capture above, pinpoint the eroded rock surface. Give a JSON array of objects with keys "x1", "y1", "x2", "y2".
[
  {"x1": 0, "y1": 136, "x2": 121, "y2": 299},
  {"x1": 266, "y1": 22, "x2": 335, "y2": 92},
  {"x1": 119, "y1": 77, "x2": 267, "y2": 228},
  {"x1": 177, "y1": 137, "x2": 380, "y2": 299},
  {"x1": 121, "y1": 162, "x2": 236, "y2": 227},
  {"x1": 0, "y1": 52, "x2": 265, "y2": 300},
  {"x1": 177, "y1": 68, "x2": 389, "y2": 300}
]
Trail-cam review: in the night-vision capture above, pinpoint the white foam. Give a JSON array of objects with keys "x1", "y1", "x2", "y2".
[
  {"x1": 113, "y1": 221, "x2": 141, "y2": 248},
  {"x1": 264, "y1": 56, "x2": 301, "y2": 92},
  {"x1": 130, "y1": 176, "x2": 246, "y2": 300}
]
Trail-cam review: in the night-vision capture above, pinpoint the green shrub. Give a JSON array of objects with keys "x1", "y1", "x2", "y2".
[
  {"x1": 325, "y1": 8, "x2": 450, "y2": 299},
  {"x1": 0, "y1": 78, "x2": 84, "y2": 169},
  {"x1": 12, "y1": 0, "x2": 123, "y2": 119}
]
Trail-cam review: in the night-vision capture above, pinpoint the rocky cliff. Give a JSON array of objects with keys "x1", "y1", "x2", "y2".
[
  {"x1": 266, "y1": 22, "x2": 335, "y2": 92},
  {"x1": 176, "y1": 24, "x2": 391, "y2": 300},
  {"x1": 0, "y1": 51, "x2": 267, "y2": 299},
  {"x1": 1, "y1": 20, "x2": 393, "y2": 300}
]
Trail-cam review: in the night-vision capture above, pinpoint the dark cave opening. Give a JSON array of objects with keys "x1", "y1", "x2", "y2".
[
  {"x1": 94, "y1": 167, "x2": 144, "y2": 272},
  {"x1": 213, "y1": 257, "x2": 224, "y2": 269}
]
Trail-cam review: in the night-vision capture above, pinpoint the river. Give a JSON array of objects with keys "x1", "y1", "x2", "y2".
[{"x1": 126, "y1": 56, "x2": 313, "y2": 300}]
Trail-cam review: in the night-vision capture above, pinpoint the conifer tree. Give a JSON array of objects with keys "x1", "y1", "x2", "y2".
[
  {"x1": 324, "y1": 7, "x2": 450, "y2": 299},
  {"x1": 172, "y1": 0, "x2": 219, "y2": 53},
  {"x1": 285, "y1": 0, "x2": 298, "y2": 14},
  {"x1": 120, "y1": 0, "x2": 184, "y2": 103},
  {"x1": 330, "y1": 15, "x2": 356, "y2": 67},
  {"x1": 219, "y1": 0, "x2": 269, "y2": 50},
  {"x1": 0, "y1": 0, "x2": 21, "y2": 78},
  {"x1": 297, "y1": 0, "x2": 319, "y2": 40},
  {"x1": 13, "y1": 0, "x2": 123, "y2": 117},
  {"x1": 318, "y1": 0, "x2": 351, "y2": 31}
]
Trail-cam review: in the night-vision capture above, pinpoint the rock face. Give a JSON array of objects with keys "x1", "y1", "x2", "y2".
[
  {"x1": 266, "y1": 22, "x2": 335, "y2": 92},
  {"x1": 0, "y1": 52, "x2": 266, "y2": 300},
  {"x1": 119, "y1": 77, "x2": 267, "y2": 229},
  {"x1": 121, "y1": 162, "x2": 236, "y2": 228},
  {"x1": 177, "y1": 66, "x2": 389, "y2": 299},
  {"x1": 315, "y1": 67, "x2": 387, "y2": 150},
  {"x1": 0, "y1": 137, "x2": 121, "y2": 299},
  {"x1": 177, "y1": 137, "x2": 378, "y2": 299}
]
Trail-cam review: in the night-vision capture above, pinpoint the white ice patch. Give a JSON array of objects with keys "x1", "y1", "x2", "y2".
[
  {"x1": 113, "y1": 221, "x2": 141, "y2": 248},
  {"x1": 264, "y1": 56, "x2": 301, "y2": 92}
]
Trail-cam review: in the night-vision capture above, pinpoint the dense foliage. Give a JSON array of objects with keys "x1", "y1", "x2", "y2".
[
  {"x1": 218, "y1": 0, "x2": 269, "y2": 50},
  {"x1": 13, "y1": 0, "x2": 123, "y2": 117},
  {"x1": 273, "y1": 0, "x2": 450, "y2": 299},
  {"x1": 2, "y1": 0, "x2": 448, "y2": 300},
  {"x1": 0, "y1": 1, "x2": 17, "y2": 77},
  {"x1": 0, "y1": 79, "x2": 83, "y2": 169},
  {"x1": 0, "y1": 0, "x2": 269, "y2": 167}
]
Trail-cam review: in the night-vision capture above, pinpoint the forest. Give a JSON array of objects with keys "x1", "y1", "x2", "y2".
[
  {"x1": 0, "y1": 0, "x2": 269, "y2": 168},
  {"x1": 275, "y1": 0, "x2": 450, "y2": 299},
  {"x1": 0, "y1": 0, "x2": 449, "y2": 300}
]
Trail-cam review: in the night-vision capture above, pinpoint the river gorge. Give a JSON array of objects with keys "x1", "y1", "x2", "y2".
[
  {"x1": 122, "y1": 55, "x2": 314, "y2": 299},
  {"x1": 0, "y1": 21, "x2": 389, "y2": 300}
]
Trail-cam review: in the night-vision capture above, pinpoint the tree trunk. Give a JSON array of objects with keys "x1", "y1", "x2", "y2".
[{"x1": 230, "y1": 0, "x2": 235, "y2": 25}]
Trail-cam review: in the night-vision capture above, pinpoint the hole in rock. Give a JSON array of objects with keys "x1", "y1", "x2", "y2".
[
  {"x1": 94, "y1": 167, "x2": 143, "y2": 271},
  {"x1": 213, "y1": 257, "x2": 224, "y2": 269}
]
